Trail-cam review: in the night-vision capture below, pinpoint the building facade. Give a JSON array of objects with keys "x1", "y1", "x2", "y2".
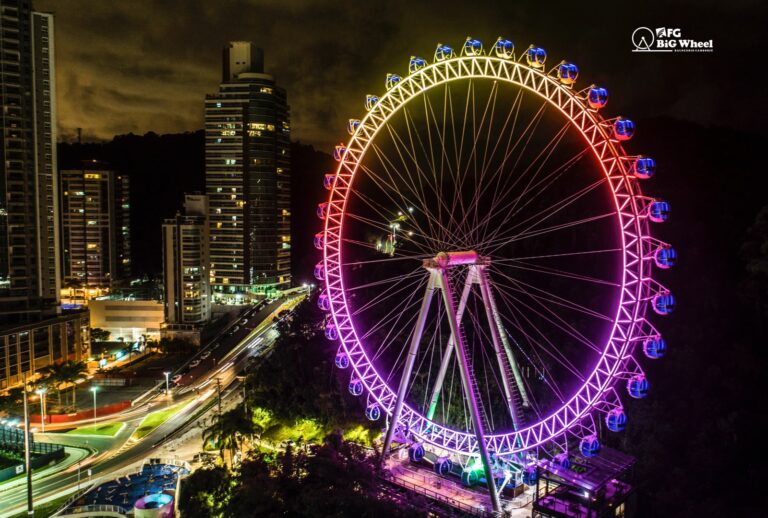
[
  {"x1": 0, "y1": 310, "x2": 89, "y2": 389},
  {"x1": 205, "y1": 42, "x2": 291, "y2": 303},
  {"x1": 88, "y1": 298, "x2": 163, "y2": 343},
  {"x1": 60, "y1": 167, "x2": 131, "y2": 289},
  {"x1": 162, "y1": 194, "x2": 211, "y2": 325},
  {"x1": 0, "y1": 1, "x2": 61, "y2": 323}
]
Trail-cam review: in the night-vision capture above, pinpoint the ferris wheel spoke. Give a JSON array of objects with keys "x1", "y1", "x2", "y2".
[
  {"x1": 362, "y1": 281, "x2": 426, "y2": 342},
  {"x1": 480, "y1": 101, "x2": 549, "y2": 220},
  {"x1": 492, "y1": 276, "x2": 603, "y2": 354},
  {"x1": 502, "y1": 294, "x2": 565, "y2": 408},
  {"x1": 492, "y1": 247, "x2": 623, "y2": 263},
  {"x1": 487, "y1": 173, "x2": 607, "y2": 249},
  {"x1": 494, "y1": 289, "x2": 586, "y2": 384},
  {"x1": 478, "y1": 147, "x2": 591, "y2": 246},
  {"x1": 367, "y1": 279, "x2": 428, "y2": 366},
  {"x1": 343, "y1": 212, "x2": 433, "y2": 257},
  {"x1": 400, "y1": 106, "x2": 446, "y2": 210},
  {"x1": 357, "y1": 160, "x2": 449, "y2": 251},
  {"x1": 345, "y1": 266, "x2": 424, "y2": 293},
  {"x1": 445, "y1": 82, "x2": 473, "y2": 232},
  {"x1": 468, "y1": 87, "x2": 530, "y2": 218},
  {"x1": 365, "y1": 146, "x2": 463, "y2": 249},
  {"x1": 492, "y1": 269, "x2": 614, "y2": 323},
  {"x1": 382, "y1": 123, "x2": 439, "y2": 226},
  {"x1": 494, "y1": 292, "x2": 572, "y2": 403},
  {"x1": 497, "y1": 122, "x2": 571, "y2": 218},
  {"x1": 477, "y1": 122, "x2": 576, "y2": 246},
  {"x1": 495, "y1": 260, "x2": 620, "y2": 288},
  {"x1": 465, "y1": 81, "x2": 502, "y2": 245},
  {"x1": 484, "y1": 212, "x2": 615, "y2": 256},
  {"x1": 343, "y1": 252, "x2": 431, "y2": 267},
  {"x1": 351, "y1": 268, "x2": 425, "y2": 317}
]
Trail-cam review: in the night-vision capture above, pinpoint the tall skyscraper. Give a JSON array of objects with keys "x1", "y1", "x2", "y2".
[
  {"x1": 0, "y1": 1, "x2": 60, "y2": 323},
  {"x1": 0, "y1": 2, "x2": 90, "y2": 389},
  {"x1": 205, "y1": 42, "x2": 291, "y2": 303},
  {"x1": 60, "y1": 167, "x2": 131, "y2": 289},
  {"x1": 162, "y1": 194, "x2": 211, "y2": 325}
]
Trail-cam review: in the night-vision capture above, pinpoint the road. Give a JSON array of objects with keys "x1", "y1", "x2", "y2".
[{"x1": 0, "y1": 293, "x2": 305, "y2": 517}]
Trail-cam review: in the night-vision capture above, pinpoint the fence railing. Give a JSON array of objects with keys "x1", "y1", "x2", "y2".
[{"x1": 381, "y1": 471, "x2": 491, "y2": 517}]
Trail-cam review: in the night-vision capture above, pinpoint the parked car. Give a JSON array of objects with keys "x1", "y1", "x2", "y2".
[
  {"x1": 172, "y1": 374, "x2": 182, "y2": 383},
  {"x1": 190, "y1": 359, "x2": 201, "y2": 368},
  {"x1": 241, "y1": 318, "x2": 248, "y2": 325},
  {"x1": 201, "y1": 350, "x2": 211, "y2": 360}
]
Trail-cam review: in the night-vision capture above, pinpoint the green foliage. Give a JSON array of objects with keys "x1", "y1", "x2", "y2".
[
  {"x1": 181, "y1": 433, "x2": 422, "y2": 517},
  {"x1": 90, "y1": 328, "x2": 111, "y2": 342},
  {"x1": 202, "y1": 406, "x2": 255, "y2": 466},
  {"x1": 0, "y1": 387, "x2": 25, "y2": 416},
  {"x1": 245, "y1": 300, "x2": 374, "y2": 433}
]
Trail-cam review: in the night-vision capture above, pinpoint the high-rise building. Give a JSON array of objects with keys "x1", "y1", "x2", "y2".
[
  {"x1": 162, "y1": 194, "x2": 211, "y2": 325},
  {"x1": 60, "y1": 167, "x2": 131, "y2": 290},
  {"x1": 0, "y1": 2, "x2": 61, "y2": 322},
  {"x1": 205, "y1": 42, "x2": 291, "y2": 303},
  {"x1": 0, "y1": 2, "x2": 90, "y2": 388}
]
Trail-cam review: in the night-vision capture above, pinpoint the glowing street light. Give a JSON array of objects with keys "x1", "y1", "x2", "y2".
[
  {"x1": 35, "y1": 388, "x2": 47, "y2": 433},
  {"x1": 163, "y1": 372, "x2": 171, "y2": 396},
  {"x1": 89, "y1": 386, "x2": 98, "y2": 424}
]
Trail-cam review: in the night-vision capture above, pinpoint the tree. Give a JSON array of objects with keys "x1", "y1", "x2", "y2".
[
  {"x1": 202, "y1": 406, "x2": 254, "y2": 467},
  {"x1": 178, "y1": 466, "x2": 229, "y2": 517},
  {"x1": 90, "y1": 328, "x2": 111, "y2": 342},
  {"x1": 40, "y1": 361, "x2": 88, "y2": 411},
  {"x1": 0, "y1": 387, "x2": 25, "y2": 417}
]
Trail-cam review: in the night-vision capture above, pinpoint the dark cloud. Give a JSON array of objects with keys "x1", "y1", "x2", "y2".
[{"x1": 37, "y1": 0, "x2": 766, "y2": 147}]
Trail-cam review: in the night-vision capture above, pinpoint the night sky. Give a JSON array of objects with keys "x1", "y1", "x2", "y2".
[{"x1": 37, "y1": 0, "x2": 765, "y2": 147}]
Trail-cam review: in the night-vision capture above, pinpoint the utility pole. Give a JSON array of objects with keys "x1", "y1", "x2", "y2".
[{"x1": 22, "y1": 372, "x2": 34, "y2": 516}]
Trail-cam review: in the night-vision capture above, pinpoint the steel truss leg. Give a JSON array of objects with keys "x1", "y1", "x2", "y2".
[
  {"x1": 477, "y1": 264, "x2": 523, "y2": 430},
  {"x1": 425, "y1": 270, "x2": 474, "y2": 421},
  {"x1": 481, "y1": 267, "x2": 530, "y2": 409},
  {"x1": 380, "y1": 271, "x2": 438, "y2": 464},
  {"x1": 436, "y1": 268, "x2": 502, "y2": 514}
]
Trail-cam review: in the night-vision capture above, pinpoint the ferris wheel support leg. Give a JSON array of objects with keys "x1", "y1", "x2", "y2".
[
  {"x1": 477, "y1": 265, "x2": 523, "y2": 430},
  {"x1": 482, "y1": 268, "x2": 530, "y2": 409},
  {"x1": 437, "y1": 268, "x2": 502, "y2": 515},
  {"x1": 425, "y1": 272, "x2": 473, "y2": 422},
  {"x1": 380, "y1": 271, "x2": 438, "y2": 466}
]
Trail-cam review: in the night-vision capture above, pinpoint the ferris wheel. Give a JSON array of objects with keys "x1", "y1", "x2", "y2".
[{"x1": 314, "y1": 36, "x2": 675, "y2": 511}]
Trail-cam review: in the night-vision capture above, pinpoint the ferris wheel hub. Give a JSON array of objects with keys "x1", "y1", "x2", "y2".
[{"x1": 426, "y1": 250, "x2": 485, "y2": 268}]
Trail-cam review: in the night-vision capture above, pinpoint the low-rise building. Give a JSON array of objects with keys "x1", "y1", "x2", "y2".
[
  {"x1": 88, "y1": 298, "x2": 163, "y2": 342},
  {"x1": 0, "y1": 310, "x2": 90, "y2": 390}
]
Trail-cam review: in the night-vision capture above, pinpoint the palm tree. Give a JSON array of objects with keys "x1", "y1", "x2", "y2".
[
  {"x1": 37, "y1": 364, "x2": 64, "y2": 408},
  {"x1": 58, "y1": 360, "x2": 89, "y2": 410},
  {"x1": 41, "y1": 361, "x2": 88, "y2": 411},
  {"x1": 202, "y1": 407, "x2": 254, "y2": 467}
]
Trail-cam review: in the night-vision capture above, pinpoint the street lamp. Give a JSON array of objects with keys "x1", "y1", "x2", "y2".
[
  {"x1": 163, "y1": 372, "x2": 170, "y2": 396},
  {"x1": 35, "y1": 388, "x2": 47, "y2": 433},
  {"x1": 89, "y1": 386, "x2": 98, "y2": 424}
]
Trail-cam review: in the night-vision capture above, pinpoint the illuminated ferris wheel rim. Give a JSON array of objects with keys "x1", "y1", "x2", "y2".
[{"x1": 320, "y1": 43, "x2": 667, "y2": 457}]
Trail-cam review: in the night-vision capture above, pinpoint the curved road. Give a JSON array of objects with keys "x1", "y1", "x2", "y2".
[{"x1": 0, "y1": 294, "x2": 304, "y2": 517}]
